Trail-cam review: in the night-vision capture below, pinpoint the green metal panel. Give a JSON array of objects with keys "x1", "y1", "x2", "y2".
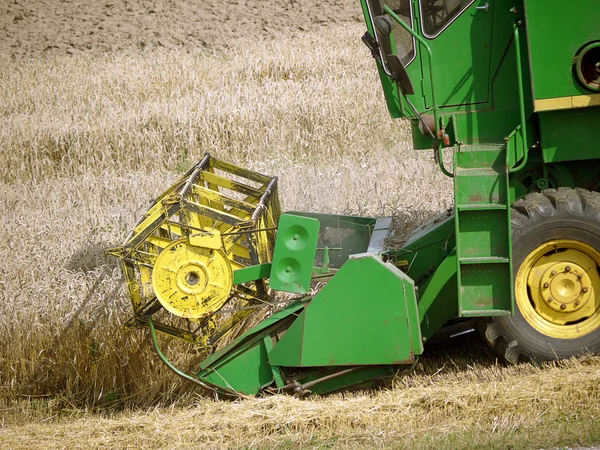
[
  {"x1": 388, "y1": 210, "x2": 459, "y2": 341},
  {"x1": 269, "y1": 214, "x2": 320, "y2": 294},
  {"x1": 524, "y1": 0, "x2": 599, "y2": 101},
  {"x1": 360, "y1": 0, "x2": 531, "y2": 149},
  {"x1": 540, "y1": 108, "x2": 600, "y2": 163},
  {"x1": 197, "y1": 301, "x2": 307, "y2": 396},
  {"x1": 261, "y1": 336, "x2": 286, "y2": 388},
  {"x1": 416, "y1": 249, "x2": 458, "y2": 341},
  {"x1": 419, "y1": 0, "x2": 494, "y2": 108},
  {"x1": 460, "y1": 263, "x2": 512, "y2": 315},
  {"x1": 268, "y1": 255, "x2": 423, "y2": 367},
  {"x1": 199, "y1": 300, "x2": 306, "y2": 369},
  {"x1": 457, "y1": 210, "x2": 508, "y2": 258},
  {"x1": 198, "y1": 340, "x2": 274, "y2": 395},
  {"x1": 233, "y1": 263, "x2": 272, "y2": 285},
  {"x1": 288, "y1": 211, "x2": 378, "y2": 267}
]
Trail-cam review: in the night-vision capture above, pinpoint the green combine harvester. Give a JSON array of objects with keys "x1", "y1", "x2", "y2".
[{"x1": 110, "y1": 0, "x2": 600, "y2": 396}]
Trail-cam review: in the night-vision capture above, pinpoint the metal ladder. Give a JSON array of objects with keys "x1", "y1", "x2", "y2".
[{"x1": 453, "y1": 144, "x2": 514, "y2": 316}]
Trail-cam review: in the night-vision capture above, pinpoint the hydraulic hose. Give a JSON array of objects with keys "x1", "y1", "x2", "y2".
[{"x1": 147, "y1": 316, "x2": 242, "y2": 398}]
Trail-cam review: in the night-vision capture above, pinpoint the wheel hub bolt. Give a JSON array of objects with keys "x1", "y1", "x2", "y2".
[
  {"x1": 543, "y1": 282, "x2": 549, "y2": 288},
  {"x1": 565, "y1": 266, "x2": 571, "y2": 272},
  {"x1": 575, "y1": 300, "x2": 580, "y2": 306},
  {"x1": 582, "y1": 287, "x2": 589, "y2": 293},
  {"x1": 548, "y1": 297, "x2": 553, "y2": 302},
  {"x1": 578, "y1": 274, "x2": 584, "y2": 280},
  {"x1": 560, "y1": 303, "x2": 567, "y2": 310},
  {"x1": 551, "y1": 270, "x2": 556, "y2": 277}
]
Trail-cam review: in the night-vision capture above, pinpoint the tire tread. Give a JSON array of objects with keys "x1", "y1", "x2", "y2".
[{"x1": 481, "y1": 188, "x2": 600, "y2": 364}]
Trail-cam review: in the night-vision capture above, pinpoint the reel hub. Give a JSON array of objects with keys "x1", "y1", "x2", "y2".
[{"x1": 152, "y1": 239, "x2": 233, "y2": 319}]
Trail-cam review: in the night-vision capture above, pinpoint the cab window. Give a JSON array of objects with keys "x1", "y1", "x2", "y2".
[
  {"x1": 367, "y1": 0, "x2": 416, "y2": 68},
  {"x1": 420, "y1": 0, "x2": 475, "y2": 37}
]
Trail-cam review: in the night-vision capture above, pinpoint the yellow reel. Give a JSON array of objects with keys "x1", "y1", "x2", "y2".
[
  {"x1": 152, "y1": 239, "x2": 233, "y2": 319},
  {"x1": 112, "y1": 154, "x2": 280, "y2": 345}
]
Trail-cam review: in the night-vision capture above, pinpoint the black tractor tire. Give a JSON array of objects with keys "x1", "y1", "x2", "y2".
[{"x1": 479, "y1": 187, "x2": 600, "y2": 364}]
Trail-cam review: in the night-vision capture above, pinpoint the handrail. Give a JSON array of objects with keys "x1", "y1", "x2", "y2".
[{"x1": 509, "y1": 20, "x2": 529, "y2": 173}]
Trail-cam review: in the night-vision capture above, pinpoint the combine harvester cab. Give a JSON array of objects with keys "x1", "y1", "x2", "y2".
[{"x1": 113, "y1": 0, "x2": 600, "y2": 396}]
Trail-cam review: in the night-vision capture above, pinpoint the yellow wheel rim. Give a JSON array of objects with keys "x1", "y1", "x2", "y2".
[
  {"x1": 152, "y1": 239, "x2": 233, "y2": 319},
  {"x1": 516, "y1": 239, "x2": 600, "y2": 339}
]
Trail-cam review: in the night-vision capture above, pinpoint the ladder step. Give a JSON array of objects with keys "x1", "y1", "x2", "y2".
[
  {"x1": 460, "y1": 257, "x2": 509, "y2": 264},
  {"x1": 456, "y1": 204, "x2": 507, "y2": 211}
]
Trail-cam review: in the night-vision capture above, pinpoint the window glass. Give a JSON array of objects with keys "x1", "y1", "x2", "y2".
[
  {"x1": 367, "y1": 0, "x2": 415, "y2": 68},
  {"x1": 382, "y1": 0, "x2": 415, "y2": 66},
  {"x1": 420, "y1": 0, "x2": 475, "y2": 37}
]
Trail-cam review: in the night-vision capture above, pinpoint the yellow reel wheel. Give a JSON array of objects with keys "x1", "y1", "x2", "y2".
[
  {"x1": 516, "y1": 239, "x2": 600, "y2": 339},
  {"x1": 152, "y1": 239, "x2": 233, "y2": 319}
]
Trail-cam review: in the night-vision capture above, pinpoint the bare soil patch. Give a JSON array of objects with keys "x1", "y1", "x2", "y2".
[{"x1": 1, "y1": 0, "x2": 362, "y2": 59}]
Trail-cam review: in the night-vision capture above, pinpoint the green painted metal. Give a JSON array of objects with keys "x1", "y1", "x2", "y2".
[
  {"x1": 540, "y1": 108, "x2": 600, "y2": 163},
  {"x1": 454, "y1": 146, "x2": 513, "y2": 316},
  {"x1": 361, "y1": 0, "x2": 600, "y2": 326},
  {"x1": 387, "y1": 210, "x2": 457, "y2": 340},
  {"x1": 415, "y1": 2, "x2": 494, "y2": 109},
  {"x1": 287, "y1": 211, "x2": 378, "y2": 268},
  {"x1": 509, "y1": 22, "x2": 529, "y2": 173},
  {"x1": 199, "y1": 338, "x2": 273, "y2": 395},
  {"x1": 524, "y1": 0, "x2": 599, "y2": 101},
  {"x1": 197, "y1": 300, "x2": 307, "y2": 395},
  {"x1": 416, "y1": 249, "x2": 458, "y2": 341},
  {"x1": 269, "y1": 214, "x2": 320, "y2": 294},
  {"x1": 268, "y1": 255, "x2": 423, "y2": 367},
  {"x1": 233, "y1": 263, "x2": 272, "y2": 285},
  {"x1": 261, "y1": 336, "x2": 286, "y2": 389}
]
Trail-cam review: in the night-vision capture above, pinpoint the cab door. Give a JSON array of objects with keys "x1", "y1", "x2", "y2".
[{"x1": 419, "y1": 0, "x2": 494, "y2": 108}]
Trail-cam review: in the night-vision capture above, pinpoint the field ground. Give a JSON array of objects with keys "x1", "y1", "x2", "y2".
[
  {"x1": 1, "y1": 0, "x2": 362, "y2": 60},
  {"x1": 2, "y1": 351, "x2": 600, "y2": 449},
  {"x1": 1, "y1": 2, "x2": 600, "y2": 449}
]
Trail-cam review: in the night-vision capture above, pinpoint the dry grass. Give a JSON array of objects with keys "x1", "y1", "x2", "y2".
[
  {"x1": 0, "y1": 23, "x2": 452, "y2": 412},
  {"x1": 1, "y1": 21, "x2": 597, "y2": 450},
  {"x1": 0, "y1": 26, "x2": 415, "y2": 184},
  {"x1": 2, "y1": 354, "x2": 600, "y2": 449}
]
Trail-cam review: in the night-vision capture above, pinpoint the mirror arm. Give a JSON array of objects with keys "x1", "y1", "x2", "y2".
[
  {"x1": 361, "y1": 32, "x2": 381, "y2": 59},
  {"x1": 382, "y1": 6, "x2": 439, "y2": 135}
]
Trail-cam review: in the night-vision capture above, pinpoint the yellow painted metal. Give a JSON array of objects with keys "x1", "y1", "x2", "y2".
[
  {"x1": 516, "y1": 239, "x2": 600, "y2": 339},
  {"x1": 189, "y1": 230, "x2": 222, "y2": 250},
  {"x1": 111, "y1": 154, "x2": 281, "y2": 346},
  {"x1": 534, "y1": 93, "x2": 600, "y2": 112},
  {"x1": 152, "y1": 239, "x2": 233, "y2": 319}
]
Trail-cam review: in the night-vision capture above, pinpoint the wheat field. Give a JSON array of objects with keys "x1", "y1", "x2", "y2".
[{"x1": 1, "y1": 22, "x2": 600, "y2": 450}]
